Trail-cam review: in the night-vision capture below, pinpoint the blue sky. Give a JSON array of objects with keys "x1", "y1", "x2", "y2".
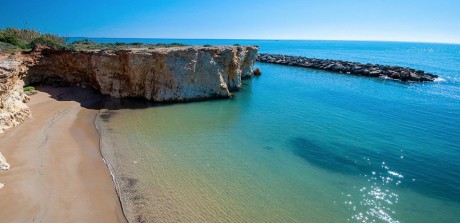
[{"x1": 1, "y1": 0, "x2": 459, "y2": 43}]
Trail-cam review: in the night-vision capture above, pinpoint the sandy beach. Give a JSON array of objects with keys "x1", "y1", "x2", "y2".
[{"x1": 0, "y1": 86, "x2": 126, "y2": 223}]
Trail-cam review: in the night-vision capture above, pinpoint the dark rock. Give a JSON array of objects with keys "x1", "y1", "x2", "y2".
[
  {"x1": 390, "y1": 73, "x2": 401, "y2": 79},
  {"x1": 256, "y1": 53, "x2": 439, "y2": 82},
  {"x1": 324, "y1": 64, "x2": 334, "y2": 70},
  {"x1": 253, "y1": 68, "x2": 262, "y2": 76},
  {"x1": 369, "y1": 70, "x2": 382, "y2": 77},
  {"x1": 362, "y1": 69, "x2": 370, "y2": 76}
]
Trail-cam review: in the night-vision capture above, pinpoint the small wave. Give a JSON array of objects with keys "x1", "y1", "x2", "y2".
[
  {"x1": 387, "y1": 171, "x2": 404, "y2": 178},
  {"x1": 434, "y1": 77, "x2": 446, "y2": 82}
]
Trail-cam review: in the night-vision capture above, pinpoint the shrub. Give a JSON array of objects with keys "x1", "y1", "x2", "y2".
[
  {"x1": 23, "y1": 86, "x2": 35, "y2": 91},
  {"x1": 0, "y1": 28, "x2": 67, "y2": 51},
  {"x1": 233, "y1": 44, "x2": 241, "y2": 46},
  {"x1": 23, "y1": 86, "x2": 38, "y2": 95},
  {"x1": 72, "y1": 39, "x2": 97, "y2": 45},
  {"x1": 28, "y1": 35, "x2": 67, "y2": 49},
  {"x1": 203, "y1": 44, "x2": 212, "y2": 47},
  {"x1": 0, "y1": 32, "x2": 28, "y2": 49},
  {"x1": 170, "y1": 42, "x2": 186, "y2": 46}
]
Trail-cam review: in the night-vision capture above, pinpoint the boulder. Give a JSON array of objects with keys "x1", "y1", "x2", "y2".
[
  {"x1": 369, "y1": 70, "x2": 382, "y2": 77},
  {"x1": 390, "y1": 73, "x2": 401, "y2": 79},
  {"x1": 0, "y1": 152, "x2": 10, "y2": 171},
  {"x1": 362, "y1": 69, "x2": 370, "y2": 76},
  {"x1": 253, "y1": 68, "x2": 262, "y2": 76}
]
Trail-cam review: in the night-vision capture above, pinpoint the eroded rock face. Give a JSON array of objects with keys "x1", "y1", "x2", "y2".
[
  {"x1": 28, "y1": 46, "x2": 259, "y2": 102},
  {"x1": 0, "y1": 46, "x2": 258, "y2": 133},
  {"x1": 0, "y1": 55, "x2": 31, "y2": 133}
]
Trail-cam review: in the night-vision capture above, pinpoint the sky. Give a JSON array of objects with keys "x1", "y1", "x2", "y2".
[{"x1": 1, "y1": 0, "x2": 460, "y2": 43}]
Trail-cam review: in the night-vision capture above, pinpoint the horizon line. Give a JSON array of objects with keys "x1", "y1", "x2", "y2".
[{"x1": 66, "y1": 36, "x2": 460, "y2": 45}]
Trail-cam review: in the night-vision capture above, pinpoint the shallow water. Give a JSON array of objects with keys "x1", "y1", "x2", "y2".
[{"x1": 95, "y1": 40, "x2": 460, "y2": 222}]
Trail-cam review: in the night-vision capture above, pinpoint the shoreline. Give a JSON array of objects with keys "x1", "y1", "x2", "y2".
[
  {"x1": 0, "y1": 86, "x2": 127, "y2": 222},
  {"x1": 93, "y1": 110, "x2": 128, "y2": 221}
]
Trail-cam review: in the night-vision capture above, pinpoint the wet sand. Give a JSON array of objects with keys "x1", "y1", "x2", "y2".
[{"x1": 0, "y1": 87, "x2": 127, "y2": 223}]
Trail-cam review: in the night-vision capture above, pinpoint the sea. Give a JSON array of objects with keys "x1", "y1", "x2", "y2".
[{"x1": 71, "y1": 38, "x2": 460, "y2": 223}]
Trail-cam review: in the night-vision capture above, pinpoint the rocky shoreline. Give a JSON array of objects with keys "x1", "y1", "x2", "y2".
[
  {"x1": 0, "y1": 45, "x2": 259, "y2": 133},
  {"x1": 256, "y1": 53, "x2": 439, "y2": 82}
]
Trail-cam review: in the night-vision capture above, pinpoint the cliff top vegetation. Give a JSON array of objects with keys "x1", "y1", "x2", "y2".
[
  {"x1": 70, "y1": 39, "x2": 187, "y2": 51},
  {"x1": 0, "y1": 28, "x2": 189, "y2": 52},
  {"x1": 0, "y1": 28, "x2": 69, "y2": 52}
]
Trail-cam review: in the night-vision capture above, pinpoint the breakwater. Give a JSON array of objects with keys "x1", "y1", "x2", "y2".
[{"x1": 256, "y1": 53, "x2": 438, "y2": 82}]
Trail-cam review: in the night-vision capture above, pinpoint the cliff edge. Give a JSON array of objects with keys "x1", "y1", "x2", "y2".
[
  {"x1": 28, "y1": 46, "x2": 259, "y2": 101},
  {"x1": 0, "y1": 46, "x2": 258, "y2": 133}
]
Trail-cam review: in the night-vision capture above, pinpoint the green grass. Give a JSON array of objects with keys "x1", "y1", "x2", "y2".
[
  {"x1": 70, "y1": 39, "x2": 188, "y2": 51},
  {"x1": 23, "y1": 86, "x2": 36, "y2": 92},
  {"x1": 23, "y1": 86, "x2": 38, "y2": 95}
]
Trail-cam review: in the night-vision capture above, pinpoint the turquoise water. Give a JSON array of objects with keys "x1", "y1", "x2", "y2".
[{"x1": 94, "y1": 40, "x2": 460, "y2": 222}]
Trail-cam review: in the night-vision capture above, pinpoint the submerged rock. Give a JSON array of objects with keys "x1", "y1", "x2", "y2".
[
  {"x1": 256, "y1": 53, "x2": 439, "y2": 82},
  {"x1": 253, "y1": 68, "x2": 262, "y2": 76}
]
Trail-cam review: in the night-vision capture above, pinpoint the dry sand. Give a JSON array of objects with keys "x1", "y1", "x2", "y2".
[{"x1": 0, "y1": 87, "x2": 127, "y2": 223}]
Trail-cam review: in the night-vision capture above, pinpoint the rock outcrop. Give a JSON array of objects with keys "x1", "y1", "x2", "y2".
[
  {"x1": 28, "y1": 46, "x2": 259, "y2": 101},
  {"x1": 0, "y1": 152, "x2": 10, "y2": 171},
  {"x1": 257, "y1": 53, "x2": 438, "y2": 82},
  {"x1": 0, "y1": 54, "x2": 31, "y2": 133},
  {"x1": 0, "y1": 46, "x2": 258, "y2": 133},
  {"x1": 0, "y1": 151, "x2": 10, "y2": 189}
]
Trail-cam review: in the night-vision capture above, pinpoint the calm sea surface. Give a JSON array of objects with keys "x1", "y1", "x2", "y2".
[{"x1": 82, "y1": 38, "x2": 460, "y2": 222}]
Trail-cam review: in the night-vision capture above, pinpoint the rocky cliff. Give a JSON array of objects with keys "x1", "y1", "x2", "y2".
[
  {"x1": 28, "y1": 46, "x2": 259, "y2": 101},
  {"x1": 0, "y1": 46, "x2": 258, "y2": 133},
  {"x1": 0, "y1": 54, "x2": 31, "y2": 133}
]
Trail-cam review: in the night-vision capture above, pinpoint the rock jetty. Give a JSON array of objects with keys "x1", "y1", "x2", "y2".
[{"x1": 257, "y1": 53, "x2": 438, "y2": 82}]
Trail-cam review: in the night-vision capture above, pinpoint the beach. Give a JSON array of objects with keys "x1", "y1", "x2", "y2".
[{"x1": 0, "y1": 86, "x2": 126, "y2": 223}]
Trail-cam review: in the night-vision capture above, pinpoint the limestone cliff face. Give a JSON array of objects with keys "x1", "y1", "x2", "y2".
[
  {"x1": 28, "y1": 46, "x2": 259, "y2": 101},
  {"x1": 0, "y1": 55, "x2": 31, "y2": 133},
  {"x1": 0, "y1": 46, "x2": 258, "y2": 132}
]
